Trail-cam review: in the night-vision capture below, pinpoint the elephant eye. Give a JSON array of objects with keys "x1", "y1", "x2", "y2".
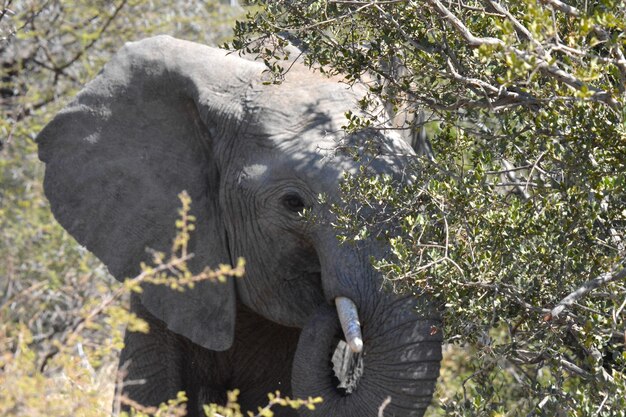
[{"x1": 281, "y1": 193, "x2": 306, "y2": 213}]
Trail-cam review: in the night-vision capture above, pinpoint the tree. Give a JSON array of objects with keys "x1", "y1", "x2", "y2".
[{"x1": 230, "y1": 1, "x2": 626, "y2": 415}]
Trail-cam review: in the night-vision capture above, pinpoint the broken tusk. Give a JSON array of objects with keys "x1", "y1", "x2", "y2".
[{"x1": 335, "y1": 297, "x2": 363, "y2": 353}]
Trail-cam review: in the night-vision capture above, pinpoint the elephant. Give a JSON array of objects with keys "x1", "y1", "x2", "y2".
[{"x1": 36, "y1": 36, "x2": 442, "y2": 417}]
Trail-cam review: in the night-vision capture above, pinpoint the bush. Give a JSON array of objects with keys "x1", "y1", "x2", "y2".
[{"x1": 231, "y1": 1, "x2": 626, "y2": 415}]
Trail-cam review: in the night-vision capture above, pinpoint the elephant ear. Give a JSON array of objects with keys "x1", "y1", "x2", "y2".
[{"x1": 37, "y1": 36, "x2": 262, "y2": 351}]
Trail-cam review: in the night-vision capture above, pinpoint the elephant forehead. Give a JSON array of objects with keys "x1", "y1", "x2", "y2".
[
  {"x1": 234, "y1": 134, "x2": 412, "y2": 196},
  {"x1": 236, "y1": 147, "x2": 347, "y2": 188},
  {"x1": 235, "y1": 133, "x2": 414, "y2": 190},
  {"x1": 246, "y1": 82, "x2": 412, "y2": 153},
  {"x1": 237, "y1": 80, "x2": 415, "y2": 184},
  {"x1": 248, "y1": 82, "x2": 358, "y2": 137}
]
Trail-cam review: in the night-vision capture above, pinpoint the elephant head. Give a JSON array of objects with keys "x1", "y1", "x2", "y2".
[{"x1": 37, "y1": 36, "x2": 441, "y2": 416}]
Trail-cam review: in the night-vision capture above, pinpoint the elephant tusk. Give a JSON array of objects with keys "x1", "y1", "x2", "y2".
[{"x1": 335, "y1": 297, "x2": 363, "y2": 353}]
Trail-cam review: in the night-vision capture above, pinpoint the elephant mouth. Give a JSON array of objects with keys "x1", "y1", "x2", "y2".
[{"x1": 331, "y1": 339, "x2": 364, "y2": 395}]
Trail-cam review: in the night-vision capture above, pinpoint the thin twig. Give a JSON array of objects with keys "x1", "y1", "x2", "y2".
[
  {"x1": 501, "y1": 159, "x2": 531, "y2": 199},
  {"x1": 559, "y1": 357, "x2": 591, "y2": 378},
  {"x1": 486, "y1": 165, "x2": 532, "y2": 174},
  {"x1": 596, "y1": 392, "x2": 609, "y2": 415},
  {"x1": 374, "y1": 4, "x2": 440, "y2": 54},
  {"x1": 0, "y1": 0, "x2": 14, "y2": 25},
  {"x1": 39, "y1": 255, "x2": 191, "y2": 372},
  {"x1": 55, "y1": 0, "x2": 129, "y2": 72},
  {"x1": 486, "y1": 0, "x2": 543, "y2": 52}
]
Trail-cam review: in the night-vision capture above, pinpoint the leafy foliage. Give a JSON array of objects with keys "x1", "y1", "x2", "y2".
[{"x1": 231, "y1": 1, "x2": 626, "y2": 415}]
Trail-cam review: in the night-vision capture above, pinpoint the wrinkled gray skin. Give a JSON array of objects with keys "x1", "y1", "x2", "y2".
[{"x1": 37, "y1": 36, "x2": 442, "y2": 417}]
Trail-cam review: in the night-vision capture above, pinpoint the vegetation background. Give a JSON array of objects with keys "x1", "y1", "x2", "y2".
[
  {"x1": 1, "y1": 1, "x2": 243, "y2": 416},
  {"x1": 1, "y1": 1, "x2": 624, "y2": 416}
]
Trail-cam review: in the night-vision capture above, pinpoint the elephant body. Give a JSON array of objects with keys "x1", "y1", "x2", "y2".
[
  {"x1": 37, "y1": 36, "x2": 442, "y2": 417},
  {"x1": 122, "y1": 296, "x2": 300, "y2": 417}
]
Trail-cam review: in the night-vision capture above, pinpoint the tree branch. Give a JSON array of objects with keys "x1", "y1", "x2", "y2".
[
  {"x1": 485, "y1": 0, "x2": 543, "y2": 51},
  {"x1": 538, "y1": 0, "x2": 581, "y2": 17},
  {"x1": 548, "y1": 263, "x2": 626, "y2": 320},
  {"x1": 422, "y1": 0, "x2": 620, "y2": 108},
  {"x1": 55, "y1": 0, "x2": 128, "y2": 72},
  {"x1": 425, "y1": 0, "x2": 503, "y2": 47},
  {"x1": 0, "y1": 0, "x2": 14, "y2": 26},
  {"x1": 373, "y1": 4, "x2": 441, "y2": 54}
]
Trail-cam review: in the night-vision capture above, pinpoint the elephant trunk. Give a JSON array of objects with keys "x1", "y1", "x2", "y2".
[{"x1": 291, "y1": 241, "x2": 442, "y2": 417}]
